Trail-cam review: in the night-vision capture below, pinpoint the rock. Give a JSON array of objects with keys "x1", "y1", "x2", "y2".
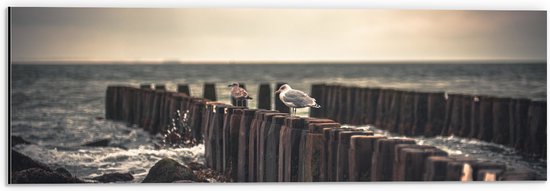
[
  {"x1": 172, "y1": 180, "x2": 194, "y2": 183},
  {"x1": 142, "y1": 158, "x2": 196, "y2": 183},
  {"x1": 11, "y1": 150, "x2": 51, "y2": 172},
  {"x1": 194, "y1": 168, "x2": 228, "y2": 182},
  {"x1": 186, "y1": 162, "x2": 205, "y2": 171},
  {"x1": 109, "y1": 144, "x2": 129, "y2": 150},
  {"x1": 153, "y1": 143, "x2": 162, "y2": 150},
  {"x1": 95, "y1": 116, "x2": 105, "y2": 120},
  {"x1": 11, "y1": 136, "x2": 32, "y2": 147},
  {"x1": 91, "y1": 172, "x2": 134, "y2": 183},
  {"x1": 82, "y1": 139, "x2": 111, "y2": 147},
  {"x1": 12, "y1": 168, "x2": 85, "y2": 183},
  {"x1": 10, "y1": 151, "x2": 87, "y2": 184},
  {"x1": 55, "y1": 168, "x2": 73, "y2": 178}
]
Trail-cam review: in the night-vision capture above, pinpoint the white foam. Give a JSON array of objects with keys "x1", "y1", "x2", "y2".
[{"x1": 14, "y1": 143, "x2": 206, "y2": 183}]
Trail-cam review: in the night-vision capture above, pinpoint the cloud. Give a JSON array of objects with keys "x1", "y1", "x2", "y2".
[{"x1": 10, "y1": 8, "x2": 547, "y2": 62}]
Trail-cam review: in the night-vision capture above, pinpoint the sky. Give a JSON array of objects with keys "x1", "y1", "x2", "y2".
[{"x1": 10, "y1": 8, "x2": 547, "y2": 62}]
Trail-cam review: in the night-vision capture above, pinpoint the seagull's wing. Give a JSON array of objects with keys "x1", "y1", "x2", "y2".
[
  {"x1": 283, "y1": 89, "x2": 315, "y2": 106},
  {"x1": 234, "y1": 87, "x2": 248, "y2": 98}
]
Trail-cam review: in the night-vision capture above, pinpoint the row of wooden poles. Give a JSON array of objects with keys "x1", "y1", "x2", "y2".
[
  {"x1": 310, "y1": 84, "x2": 547, "y2": 159},
  {"x1": 163, "y1": 82, "x2": 291, "y2": 113},
  {"x1": 105, "y1": 82, "x2": 288, "y2": 135},
  {"x1": 105, "y1": 84, "x2": 539, "y2": 181}
]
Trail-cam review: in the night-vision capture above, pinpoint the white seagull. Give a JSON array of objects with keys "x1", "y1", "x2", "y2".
[
  {"x1": 228, "y1": 82, "x2": 252, "y2": 107},
  {"x1": 275, "y1": 84, "x2": 321, "y2": 116}
]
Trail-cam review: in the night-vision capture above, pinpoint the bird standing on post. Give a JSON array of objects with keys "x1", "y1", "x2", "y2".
[
  {"x1": 228, "y1": 82, "x2": 252, "y2": 107},
  {"x1": 275, "y1": 84, "x2": 321, "y2": 116}
]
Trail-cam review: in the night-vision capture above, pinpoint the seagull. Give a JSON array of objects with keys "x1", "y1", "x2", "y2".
[
  {"x1": 228, "y1": 82, "x2": 252, "y2": 107},
  {"x1": 275, "y1": 84, "x2": 321, "y2": 116}
]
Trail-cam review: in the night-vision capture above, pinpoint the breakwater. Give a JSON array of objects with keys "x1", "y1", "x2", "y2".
[
  {"x1": 105, "y1": 84, "x2": 542, "y2": 181},
  {"x1": 310, "y1": 84, "x2": 547, "y2": 159}
]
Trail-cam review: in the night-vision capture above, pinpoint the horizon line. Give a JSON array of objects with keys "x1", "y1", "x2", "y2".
[{"x1": 11, "y1": 58, "x2": 547, "y2": 65}]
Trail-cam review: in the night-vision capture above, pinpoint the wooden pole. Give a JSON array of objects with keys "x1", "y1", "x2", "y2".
[{"x1": 203, "y1": 83, "x2": 217, "y2": 101}]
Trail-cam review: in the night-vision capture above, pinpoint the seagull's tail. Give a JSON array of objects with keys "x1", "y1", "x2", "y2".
[
  {"x1": 311, "y1": 104, "x2": 321, "y2": 109},
  {"x1": 246, "y1": 96, "x2": 253, "y2": 100}
]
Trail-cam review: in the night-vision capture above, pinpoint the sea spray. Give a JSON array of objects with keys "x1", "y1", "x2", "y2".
[{"x1": 162, "y1": 110, "x2": 198, "y2": 147}]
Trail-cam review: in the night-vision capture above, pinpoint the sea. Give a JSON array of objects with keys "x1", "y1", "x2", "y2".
[{"x1": 10, "y1": 63, "x2": 547, "y2": 182}]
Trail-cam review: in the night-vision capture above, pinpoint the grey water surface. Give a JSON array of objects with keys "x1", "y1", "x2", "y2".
[{"x1": 11, "y1": 63, "x2": 546, "y2": 181}]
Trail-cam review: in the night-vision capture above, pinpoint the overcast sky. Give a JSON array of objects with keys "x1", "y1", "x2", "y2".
[{"x1": 10, "y1": 8, "x2": 547, "y2": 62}]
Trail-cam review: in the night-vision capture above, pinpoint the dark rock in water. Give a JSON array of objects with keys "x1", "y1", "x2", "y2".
[
  {"x1": 172, "y1": 180, "x2": 194, "y2": 183},
  {"x1": 12, "y1": 168, "x2": 85, "y2": 183},
  {"x1": 142, "y1": 158, "x2": 196, "y2": 183},
  {"x1": 95, "y1": 116, "x2": 105, "y2": 120},
  {"x1": 11, "y1": 150, "x2": 51, "y2": 172},
  {"x1": 11, "y1": 136, "x2": 32, "y2": 147},
  {"x1": 10, "y1": 150, "x2": 87, "y2": 184},
  {"x1": 186, "y1": 162, "x2": 205, "y2": 171},
  {"x1": 82, "y1": 139, "x2": 111, "y2": 147},
  {"x1": 194, "y1": 168, "x2": 228, "y2": 182},
  {"x1": 153, "y1": 143, "x2": 162, "y2": 150},
  {"x1": 91, "y1": 172, "x2": 134, "y2": 183},
  {"x1": 55, "y1": 167, "x2": 73, "y2": 178},
  {"x1": 110, "y1": 144, "x2": 129, "y2": 150},
  {"x1": 10, "y1": 151, "x2": 85, "y2": 183}
]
